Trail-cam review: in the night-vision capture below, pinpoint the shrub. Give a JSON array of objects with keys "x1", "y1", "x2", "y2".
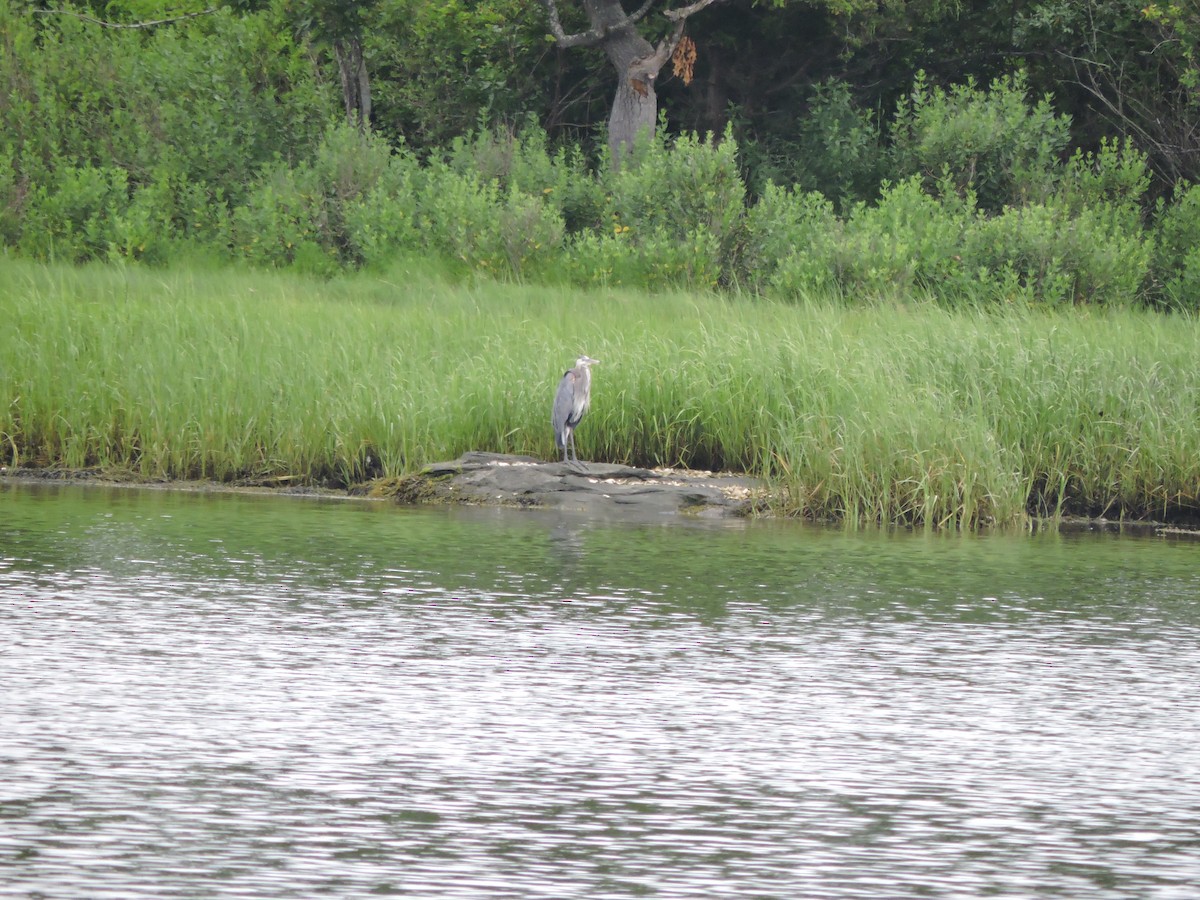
[
  {"x1": 418, "y1": 163, "x2": 564, "y2": 278},
  {"x1": 307, "y1": 124, "x2": 402, "y2": 263},
  {"x1": 1057, "y1": 137, "x2": 1152, "y2": 214},
  {"x1": 342, "y1": 153, "x2": 423, "y2": 268},
  {"x1": 604, "y1": 127, "x2": 745, "y2": 244},
  {"x1": 760, "y1": 177, "x2": 970, "y2": 300},
  {"x1": 445, "y1": 123, "x2": 605, "y2": 234},
  {"x1": 891, "y1": 72, "x2": 1069, "y2": 212},
  {"x1": 566, "y1": 126, "x2": 744, "y2": 289},
  {"x1": 960, "y1": 201, "x2": 1151, "y2": 305},
  {"x1": 562, "y1": 225, "x2": 721, "y2": 290},
  {"x1": 17, "y1": 165, "x2": 131, "y2": 262},
  {"x1": 836, "y1": 177, "x2": 972, "y2": 298},
  {"x1": 0, "y1": 142, "x2": 24, "y2": 246},
  {"x1": 310, "y1": 123, "x2": 397, "y2": 208},
  {"x1": 232, "y1": 125, "x2": 417, "y2": 273},
  {"x1": 102, "y1": 168, "x2": 230, "y2": 265},
  {"x1": 790, "y1": 79, "x2": 886, "y2": 209},
  {"x1": 231, "y1": 162, "x2": 340, "y2": 275},
  {"x1": 740, "y1": 183, "x2": 840, "y2": 293},
  {"x1": 0, "y1": 3, "x2": 334, "y2": 217},
  {"x1": 1151, "y1": 181, "x2": 1200, "y2": 309}
]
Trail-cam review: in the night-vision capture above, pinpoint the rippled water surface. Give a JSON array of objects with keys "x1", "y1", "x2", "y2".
[{"x1": 2, "y1": 481, "x2": 1199, "y2": 899}]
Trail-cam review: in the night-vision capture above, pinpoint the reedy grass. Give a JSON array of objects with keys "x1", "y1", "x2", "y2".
[{"x1": 2, "y1": 258, "x2": 1198, "y2": 528}]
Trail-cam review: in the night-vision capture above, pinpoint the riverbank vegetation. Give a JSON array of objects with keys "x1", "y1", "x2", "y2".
[
  {"x1": 2, "y1": 1, "x2": 1200, "y2": 309},
  {"x1": 3, "y1": 260, "x2": 1198, "y2": 528},
  {"x1": 3, "y1": 2, "x2": 1199, "y2": 527}
]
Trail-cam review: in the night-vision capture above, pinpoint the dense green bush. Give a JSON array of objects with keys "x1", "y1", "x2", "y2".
[
  {"x1": 756, "y1": 177, "x2": 971, "y2": 300},
  {"x1": 17, "y1": 165, "x2": 132, "y2": 262},
  {"x1": 232, "y1": 163, "x2": 338, "y2": 275},
  {"x1": 891, "y1": 72, "x2": 1069, "y2": 213},
  {"x1": 231, "y1": 125, "x2": 417, "y2": 274},
  {"x1": 342, "y1": 153, "x2": 424, "y2": 269},
  {"x1": 1, "y1": 0, "x2": 335, "y2": 266},
  {"x1": 1151, "y1": 181, "x2": 1200, "y2": 310},
  {"x1": 745, "y1": 171, "x2": 1152, "y2": 306},
  {"x1": 603, "y1": 127, "x2": 745, "y2": 250},
  {"x1": 556, "y1": 127, "x2": 743, "y2": 290},
  {"x1": 960, "y1": 203, "x2": 1151, "y2": 305},
  {"x1": 444, "y1": 124, "x2": 605, "y2": 234},
  {"x1": 740, "y1": 183, "x2": 839, "y2": 293},
  {"x1": 1056, "y1": 138, "x2": 1152, "y2": 213},
  {"x1": 562, "y1": 225, "x2": 723, "y2": 290},
  {"x1": 0, "y1": 143, "x2": 21, "y2": 247},
  {"x1": 787, "y1": 79, "x2": 887, "y2": 210},
  {"x1": 418, "y1": 163, "x2": 564, "y2": 278}
]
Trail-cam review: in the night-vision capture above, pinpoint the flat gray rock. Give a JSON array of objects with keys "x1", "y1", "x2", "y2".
[{"x1": 390, "y1": 452, "x2": 766, "y2": 518}]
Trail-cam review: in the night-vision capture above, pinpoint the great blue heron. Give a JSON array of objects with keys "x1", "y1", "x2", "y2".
[{"x1": 551, "y1": 355, "x2": 600, "y2": 465}]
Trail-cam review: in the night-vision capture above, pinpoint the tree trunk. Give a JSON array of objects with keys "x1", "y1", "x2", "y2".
[
  {"x1": 333, "y1": 36, "x2": 371, "y2": 131},
  {"x1": 583, "y1": 0, "x2": 658, "y2": 160},
  {"x1": 543, "y1": 0, "x2": 718, "y2": 163},
  {"x1": 604, "y1": 52, "x2": 661, "y2": 159}
]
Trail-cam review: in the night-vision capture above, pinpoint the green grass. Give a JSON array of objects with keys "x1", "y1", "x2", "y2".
[{"x1": 2, "y1": 258, "x2": 1199, "y2": 527}]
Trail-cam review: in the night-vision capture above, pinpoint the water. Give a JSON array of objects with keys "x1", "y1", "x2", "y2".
[{"x1": 2, "y1": 481, "x2": 1199, "y2": 899}]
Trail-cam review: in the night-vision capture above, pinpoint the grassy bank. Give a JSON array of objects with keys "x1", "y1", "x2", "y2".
[{"x1": 2, "y1": 259, "x2": 1198, "y2": 527}]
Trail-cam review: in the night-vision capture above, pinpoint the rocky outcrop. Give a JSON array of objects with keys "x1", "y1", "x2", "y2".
[{"x1": 373, "y1": 451, "x2": 767, "y2": 519}]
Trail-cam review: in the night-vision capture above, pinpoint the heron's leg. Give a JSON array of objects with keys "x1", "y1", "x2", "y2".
[{"x1": 566, "y1": 431, "x2": 586, "y2": 472}]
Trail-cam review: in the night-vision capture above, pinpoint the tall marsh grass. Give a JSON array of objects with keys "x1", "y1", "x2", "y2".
[{"x1": 2, "y1": 259, "x2": 1198, "y2": 527}]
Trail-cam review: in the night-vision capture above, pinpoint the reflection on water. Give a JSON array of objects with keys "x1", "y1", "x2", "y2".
[{"x1": 2, "y1": 481, "x2": 1199, "y2": 899}]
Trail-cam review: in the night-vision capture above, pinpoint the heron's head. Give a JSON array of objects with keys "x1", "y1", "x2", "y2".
[{"x1": 576, "y1": 355, "x2": 600, "y2": 368}]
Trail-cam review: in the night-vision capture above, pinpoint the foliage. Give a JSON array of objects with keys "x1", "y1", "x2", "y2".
[
  {"x1": 959, "y1": 202, "x2": 1152, "y2": 306},
  {"x1": 0, "y1": 4, "x2": 1190, "y2": 307},
  {"x1": 756, "y1": 176, "x2": 968, "y2": 300},
  {"x1": 1142, "y1": 2, "x2": 1200, "y2": 94},
  {"x1": 747, "y1": 170, "x2": 1153, "y2": 306},
  {"x1": 1151, "y1": 181, "x2": 1200, "y2": 310},
  {"x1": 998, "y1": 0, "x2": 1200, "y2": 188},
  {"x1": 231, "y1": 123, "x2": 424, "y2": 274},
  {"x1": 0, "y1": 0, "x2": 336, "y2": 262},
  {"x1": 1, "y1": 3, "x2": 333, "y2": 194},
  {"x1": 367, "y1": 0, "x2": 574, "y2": 148},
  {"x1": 739, "y1": 183, "x2": 839, "y2": 293},
  {"x1": 232, "y1": 163, "x2": 338, "y2": 275},
  {"x1": 17, "y1": 165, "x2": 132, "y2": 263},
  {"x1": 1056, "y1": 137, "x2": 1152, "y2": 214},
  {"x1": 417, "y1": 163, "x2": 565, "y2": 279},
  {"x1": 890, "y1": 72, "x2": 1070, "y2": 213},
  {"x1": 443, "y1": 123, "x2": 605, "y2": 234},
  {"x1": 783, "y1": 79, "x2": 887, "y2": 209},
  {"x1": 561, "y1": 226, "x2": 723, "y2": 291},
  {"x1": 342, "y1": 151, "x2": 424, "y2": 269},
  {"x1": 559, "y1": 126, "x2": 744, "y2": 290}
]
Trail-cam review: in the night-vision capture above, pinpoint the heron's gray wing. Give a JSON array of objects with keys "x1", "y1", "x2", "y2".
[
  {"x1": 569, "y1": 366, "x2": 591, "y2": 424},
  {"x1": 551, "y1": 370, "x2": 577, "y2": 448}
]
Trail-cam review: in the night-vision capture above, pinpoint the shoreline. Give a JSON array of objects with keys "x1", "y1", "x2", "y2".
[{"x1": 5, "y1": 463, "x2": 1197, "y2": 538}]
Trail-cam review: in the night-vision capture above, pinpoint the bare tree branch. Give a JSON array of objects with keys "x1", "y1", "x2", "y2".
[
  {"x1": 539, "y1": 0, "x2": 657, "y2": 49},
  {"x1": 33, "y1": 7, "x2": 217, "y2": 29},
  {"x1": 1056, "y1": 47, "x2": 1200, "y2": 184},
  {"x1": 630, "y1": 18, "x2": 685, "y2": 82},
  {"x1": 626, "y1": 0, "x2": 658, "y2": 24},
  {"x1": 541, "y1": 0, "x2": 727, "y2": 159},
  {"x1": 663, "y1": 0, "x2": 722, "y2": 23},
  {"x1": 631, "y1": 0, "x2": 721, "y2": 83}
]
